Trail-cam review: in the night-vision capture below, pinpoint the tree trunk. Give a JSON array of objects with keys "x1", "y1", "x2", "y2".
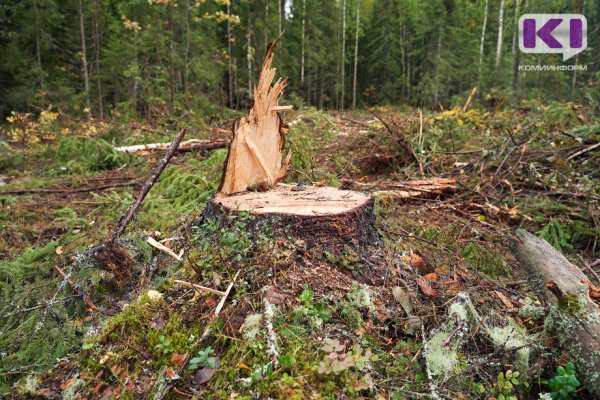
[
  {"x1": 478, "y1": 0, "x2": 489, "y2": 79},
  {"x1": 352, "y1": 0, "x2": 360, "y2": 109},
  {"x1": 509, "y1": 229, "x2": 600, "y2": 395},
  {"x1": 227, "y1": 2, "x2": 234, "y2": 108},
  {"x1": 247, "y1": 29, "x2": 253, "y2": 97},
  {"x1": 92, "y1": 0, "x2": 103, "y2": 119},
  {"x1": 495, "y1": 0, "x2": 505, "y2": 67},
  {"x1": 78, "y1": 0, "x2": 91, "y2": 116},
  {"x1": 278, "y1": 0, "x2": 282, "y2": 34},
  {"x1": 300, "y1": 0, "x2": 306, "y2": 91},
  {"x1": 340, "y1": 0, "x2": 347, "y2": 110}
]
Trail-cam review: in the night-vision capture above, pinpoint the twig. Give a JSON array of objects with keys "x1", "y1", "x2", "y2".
[
  {"x1": 264, "y1": 296, "x2": 280, "y2": 368},
  {"x1": 54, "y1": 266, "x2": 97, "y2": 312},
  {"x1": 173, "y1": 280, "x2": 226, "y2": 296},
  {"x1": 577, "y1": 255, "x2": 600, "y2": 284},
  {"x1": 443, "y1": 314, "x2": 463, "y2": 346},
  {"x1": 109, "y1": 128, "x2": 187, "y2": 242},
  {"x1": 147, "y1": 237, "x2": 183, "y2": 261},
  {"x1": 201, "y1": 270, "x2": 241, "y2": 338},
  {"x1": 566, "y1": 142, "x2": 600, "y2": 161}
]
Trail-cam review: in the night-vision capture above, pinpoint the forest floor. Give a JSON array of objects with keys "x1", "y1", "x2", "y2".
[{"x1": 0, "y1": 103, "x2": 599, "y2": 399}]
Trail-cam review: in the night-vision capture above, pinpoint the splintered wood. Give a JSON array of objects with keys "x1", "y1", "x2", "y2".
[{"x1": 217, "y1": 37, "x2": 292, "y2": 196}]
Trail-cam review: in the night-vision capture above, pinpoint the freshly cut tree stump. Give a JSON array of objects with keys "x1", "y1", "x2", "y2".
[{"x1": 205, "y1": 184, "x2": 379, "y2": 252}]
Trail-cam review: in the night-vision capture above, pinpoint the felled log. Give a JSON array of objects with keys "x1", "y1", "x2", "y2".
[
  {"x1": 217, "y1": 36, "x2": 292, "y2": 196},
  {"x1": 115, "y1": 138, "x2": 228, "y2": 155},
  {"x1": 373, "y1": 177, "x2": 458, "y2": 200},
  {"x1": 509, "y1": 229, "x2": 600, "y2": 395}
]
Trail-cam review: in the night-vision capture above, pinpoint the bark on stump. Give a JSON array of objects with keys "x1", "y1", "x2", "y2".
[
  {"x1": 205, "y1": 184, "x2": 379, "y2": 254},
  {"x1": 509, "y1": 229, "x2": 600, "y2": 395}
]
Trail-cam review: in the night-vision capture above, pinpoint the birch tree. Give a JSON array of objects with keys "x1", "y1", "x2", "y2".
[
  {"x1": 352, "y1": 0, "x2": 360, "y2": 109},
  {"x1": 495, "y1": 0, "x2": 505, "y2": 67}
]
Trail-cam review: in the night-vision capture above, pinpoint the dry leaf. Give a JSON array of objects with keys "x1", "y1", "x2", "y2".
[
  {"x1": 60, "y1": 377, "x2": 78, "y2": 391},
  {"x1": 236, "y1": 362, "x2": 252, "y2": 371},
  {"x1": 416, "y1": 276, "x2": 439, "y2": 297},
  {"x1": 494, "y1": 290, "x2": 515, "y2": 308},
  {"x1": 423, "y1": 273, "x2": 437, "y2": 281},
  {"x1": 164, "y1": 367, "x2": 178, "y2": 380},
  {"x1": 55, "y1": 246, "x2": 64, "y2": 255},
  {"x1": 170, "y1": 353, "x2": 188, "y2": 366}
]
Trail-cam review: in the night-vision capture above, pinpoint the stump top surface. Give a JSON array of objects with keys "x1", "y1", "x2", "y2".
[{"x1": 213, "y1": 184, "x2": 371, "y2": 216}]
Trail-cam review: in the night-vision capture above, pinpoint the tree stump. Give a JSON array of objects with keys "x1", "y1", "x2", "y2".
[{"x1": 205, "y1": 184, "x2": 379, "y2": 253}]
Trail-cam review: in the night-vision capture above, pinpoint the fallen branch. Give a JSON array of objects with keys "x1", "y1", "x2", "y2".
[
  {"x1": 54, "y1": 266, "x2": 97, "y2": 312},
  {"x1": 109, "y1": 128, "x2": 187, "y2": 242},
  {"x1": 566, "y1": 142, "x2": 599, "y2": 160},
  {"x1": 114, "y1": 138, "x2": 228, "y2": 155}
]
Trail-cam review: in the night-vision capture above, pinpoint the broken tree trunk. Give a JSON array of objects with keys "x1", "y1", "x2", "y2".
[
  {"x1": 217, "y1": 36, "x2": 292, "y2": 196},
  {"x1": 509, "y1": 229, "x2": 600, "y2": 395}
]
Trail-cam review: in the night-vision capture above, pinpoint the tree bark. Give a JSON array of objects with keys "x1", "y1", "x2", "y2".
[{"x1": 509, "y1": 229, "x2": 600, "y2": 395}]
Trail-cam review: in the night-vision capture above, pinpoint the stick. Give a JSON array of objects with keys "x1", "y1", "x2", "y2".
[
  {"x1": 146, "y1": 237, "x2": 182, "y2": 261},
  {"x1": 202, "y1": 270, "x2": 241, "y2": 338},
  {"x1": 462, "y1": 86, "x2": 478, "y2": 112},
  {"x1": 566, "y1": 142, "x2": 600, "y2": 160},
  {"x1": 173, "y1": 280, "x2": 226, "y2": 296},
  {"x1": 110, "y1": 128, "x2": 187, "y2": 242},
  {"x1": 54, "y1": 266, "x2": 97, "y2": 312},
  {"x1": 271, "y1": 105, "x2": 294, "y2": 112}
]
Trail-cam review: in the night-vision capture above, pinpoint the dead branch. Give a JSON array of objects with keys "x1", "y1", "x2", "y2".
[
  {"x1": 54, "y1": 266, "x2": 97, "y2": 312},
  {"x1": 109, "y1": 128, "x2": 187, "y2": 242}
]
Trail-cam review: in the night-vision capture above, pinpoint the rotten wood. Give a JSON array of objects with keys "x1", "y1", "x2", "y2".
[
  {"x1": 217, "y1": 36, "x2": 291, "y2": 196},
  {"x1": 509, "y1": 229, "x2": 600, "y2": 395}
]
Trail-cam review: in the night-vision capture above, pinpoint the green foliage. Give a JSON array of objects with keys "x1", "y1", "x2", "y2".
[
  {"x1": 188, "y1": 347, "x2": 217, "y2": 371},
  {"x1": 153, "y1": 335, "x2": 174, "y2": 355},
  {"x1": 490, "y1": 370, "x2": 521, "y2": 400},
  {"x1": 460, "y1": 242, "x2": 506, "y2": 278},
  {"x1": 285, "y1": 109, "x2": 338, "y2": 184},
  {"x1": 0, "y1": 142, "x2": 23, "y2": 172},
  {"x1": 295, "y1": 285, "x2": 331, "y2": 324},
  {"x1": 542, "y1": 363, "x2": 580, "y2": 400},
  {"x1": 536, "y1": 221, "x2": 574, "y2": 253},
  {"x1": 55, "y1": 136, "x2": 131, "y2": 172}
]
